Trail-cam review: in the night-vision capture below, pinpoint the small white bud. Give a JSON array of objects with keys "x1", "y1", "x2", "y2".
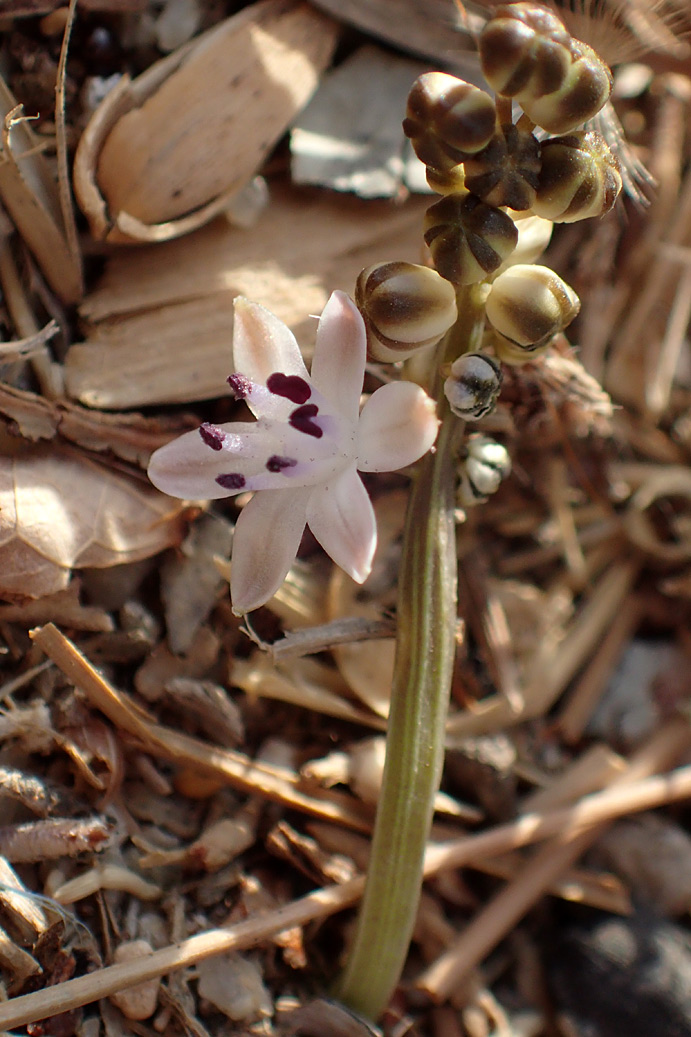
[
  {"x1": 444, "y1": 352, "x2": 502, "y2": 420},
  {"x1": 458, "y1": 434, "x2": 511, "y2": 507}
]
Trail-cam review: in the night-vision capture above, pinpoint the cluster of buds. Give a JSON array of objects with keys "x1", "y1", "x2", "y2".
[{"x1": 351, "y1": 2, "x2": 624, "y2": 510}]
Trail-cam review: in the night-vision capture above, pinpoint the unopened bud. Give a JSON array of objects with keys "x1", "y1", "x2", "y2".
[
  {"x1": 463, "y1": 122, "x2": 541, "y2": 211},
  {"x1": 424, "y1": 192, "x2": 518, "y2": 285},
  {"x1": 486, "y1": 264, "x2": 580, "y2": 348},
  {"x1": 355, "y1": 261, "x2": 458, "y2": 362},
  {"x1": 404, "y1": 72, "x2": 497, "y2": 171},
  {"x1": 491, "y1": 331, "x2": 552, "y2": 365},
  {"x1": 532, "y1": 130, "x2": 622, "y2": 222},
  {"x1": 458, "y1": 433, "x2": 511, "y2": 507},
  {"x1": 426, "y1": 163, "x2": 466, "y2": 196},
  {"x1": 479, "y1": 3, "x2": 612, "y2": 134},
  {"x1": 495, "y1": 212, "x2": 553, "y2": 274},
  {"x1": 444, "y1": 352, "x2": 502, "y2": 420}
]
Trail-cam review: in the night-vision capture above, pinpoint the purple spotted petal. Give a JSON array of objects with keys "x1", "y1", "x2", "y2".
[
  {"x1": 230, "y1": 487, "x2": 310, "y2": 614},
  {"x1": 305, "y1": 467, "x2": 376, "y2": 584},
  {"x1": 309, "y1": 291, "x2": 367, "y2": 422},
  {"x1": 356, "y1": 382, "x2": 439, "y2": 472},
  {"x1": 148, "y1": 422, "x2": 263, "y2": 500},
  {"x1": 233, "y1": 297, "x2": 309, "y2": 396}
]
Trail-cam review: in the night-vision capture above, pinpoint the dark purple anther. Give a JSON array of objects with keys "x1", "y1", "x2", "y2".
[
  {"x1": 289, "y1": 403, "x2": 323, "y2": 438},
  {"x1": 199, "y1": 423, "x2": 224, "y2": 450},
  {"x1": 266, "y1": 455, "x2": 298, "y2": 473},
  {"x1": 227, "y1": 373, "x2": 252, "y2": 399},
  {"x1": 267, "y1": 373, "x2": 311, "y2": 404},
  {"x1": 215, "y1": 473, "x2": 246, "y2": 489}
]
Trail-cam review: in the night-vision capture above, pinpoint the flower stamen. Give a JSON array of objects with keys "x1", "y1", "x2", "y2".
[{"x1": 199, "y1": 423, "x2": 226, "y2": 450}]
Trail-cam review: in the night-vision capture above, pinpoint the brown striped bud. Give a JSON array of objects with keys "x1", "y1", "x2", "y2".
[
  {"x1": 479, "y1": 3, "x2": 612, "y2": 134},
  {"x1": 403, "y1": 72, "x2": 497, "y2": 171},
  {"x1": 463, "y1": 122, "x2": 541, "y2": 211},
  {"x1": 485, "y1": 264, "x2": 580, "y2": 348},
  {"x1": 424, "y1": 192, "x2": 519, "y2": 285},
  {"x1": 532, "y1": 130, "x2": 622, "y2": 222},
  {"x1": 355, "y1": 261, "x2": 458, "y2": 362},
  {"x1": 458, "y1": 433, "x2": 511, "y2": 507},
  {"x1": 444, "y1": 352, "x2": 502, "y2": 420},
  {"x1": 491, "y1": 331, "x2": 552, "y2": 365},
  {"x1": 426, "y1": 163, "x2": 466, "y2": 196}
]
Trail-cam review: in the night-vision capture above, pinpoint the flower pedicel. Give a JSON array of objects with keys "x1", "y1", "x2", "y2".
[{"x1": 148, "y1": 291, "x2": 438, "y2": 613}]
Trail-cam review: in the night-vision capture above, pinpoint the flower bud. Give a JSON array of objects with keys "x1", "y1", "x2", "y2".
[
  {"x1": 444, "y1": 352, "x2": 502, "y2": 420},
  {"x1": 403, "y1": 72, "x2": 497, "y2": 171},
  {"x1": 462, "y1": 122, "x2": 541, "y2": 211},
  {"x1": 426, "y1": 163, "x2": 466, "y2": 196},
  {"x1": 485, "y1": 264, "x2": 580, "y2": 348},
  {"x1": 458, "y1": 433, "x2": 511, "y2": 507},
  {"x1": 479, "y1": 3, "x2": 612, "y2": 134},
  {"x1": 424, "y1": 192, "x2": 519, "y2": 285},
  {"x1": 355, "y1": 261, "x2": 458, "y2": 362},
  {"x1": 532, "y1": 130, "x2": 622, "y2": 222},
  {"x1": 494, "y1": 212, "x2": 553, "y2": 275},
  {"x1": 491, "y1": 331, "x2": 552, "y2": 365}
]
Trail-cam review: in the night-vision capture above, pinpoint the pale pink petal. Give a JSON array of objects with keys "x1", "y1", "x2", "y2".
[
  {"x1": 356, "y1": 381, "x2": 439, "y2": 472},
  {"x1": 230, "y1": 487, "x2": 310, "y2": 613},
  {"x1": 305, "y1": 467, "x2": 376, "y2": 583},
  {"x1": 148, "y1": 423, "x2": 262, "y2": 500},
  {"x1": 309, "y1": 291, "x2": 367, "y2": 421},
  {"x1": 233, "y1": 298, "x2": 309, "y2": 386}
]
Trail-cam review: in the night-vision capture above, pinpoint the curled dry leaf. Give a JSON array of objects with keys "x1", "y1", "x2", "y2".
[
  {"x1": 73, "y1": 0, "x2": 339, "y2": 243},
  {"x1": 0, "y1": 439, "x2": 188, "y2": 602},
  {"x1": 0, "y1": 79, "x2": 82, "y2": 304}
]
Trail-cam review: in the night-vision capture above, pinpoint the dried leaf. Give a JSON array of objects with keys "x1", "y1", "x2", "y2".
[
  {"x1": 74, "y1": 0, "x2": 339, "y2": 242},
  {"x1": 0, "y1": 440, "x2": 187, "y2": 602},
  {"x1": 68, "y1": 185, "x2": 428, "y2": 409},
  {"x1": 0, "y1": 80, "x2": 82, "y2": 304}
]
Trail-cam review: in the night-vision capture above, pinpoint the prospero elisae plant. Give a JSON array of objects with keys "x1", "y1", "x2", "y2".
[
  {"x1": 147, "y1": 1, "x2": 625, "y2": 1024},
  {"x1": 148, "y1": 290, "x2": 439, "y2": 613}
]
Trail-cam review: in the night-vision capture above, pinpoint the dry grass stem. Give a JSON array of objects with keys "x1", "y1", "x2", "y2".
[{"x1": 3, "y1": 761, "x2": 691, "y2": 1030}]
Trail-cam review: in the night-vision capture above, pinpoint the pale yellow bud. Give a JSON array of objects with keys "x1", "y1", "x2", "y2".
[{"x1": 485, "y1": 264, "x2": 580, "y2": 348}]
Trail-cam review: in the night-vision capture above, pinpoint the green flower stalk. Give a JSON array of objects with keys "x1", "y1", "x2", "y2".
[{"x1": 336, "y1": 288, "x2": 486, "y2": 1019}]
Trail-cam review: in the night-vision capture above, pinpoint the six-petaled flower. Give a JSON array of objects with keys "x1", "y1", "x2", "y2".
[{"x1": 148, "y1": 291, "x2": 439, "y2": 613}]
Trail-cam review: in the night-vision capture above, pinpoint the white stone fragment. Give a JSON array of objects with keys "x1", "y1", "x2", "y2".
[
  {"x1": 197, "y1": 954, "x2": 272, "y2": 1021},
  {"x1": 109, "y1": 940, "x2": 160, "y2": 1020}
]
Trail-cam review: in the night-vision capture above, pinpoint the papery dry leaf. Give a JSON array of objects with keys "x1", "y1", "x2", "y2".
[
  {"x1": 67, "y1": 186, "x2": 428, "y2": 409},
  {"x1": 0, "y1": 381, "x2": 195, "y2": 466},
  {"x1": 0, "y1": 439, "x2": 188, "y2": 602},
  {"x1": 0, "y1": 80, "x2": 82, "y2": 304},
  {"x1": 74, "y1": 0, "x2": 339, "y2": 242}
]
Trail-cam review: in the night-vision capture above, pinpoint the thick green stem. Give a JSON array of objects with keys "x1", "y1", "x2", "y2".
[{"x1": 336, "y1": 287, "x2": 486, "y2": 1020}]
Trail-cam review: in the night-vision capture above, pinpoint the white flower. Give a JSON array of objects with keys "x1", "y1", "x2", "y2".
[{"x1": 148, "y1": 291, "x2": 439, "y2": 613}]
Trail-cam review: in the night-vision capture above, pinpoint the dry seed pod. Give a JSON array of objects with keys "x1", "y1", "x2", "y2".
[
  {"x1": 73, "y1": 0, "x2": 338, "y2": 243},
  {"x1": 458, "y1": 433, "x2": 511, "y2": 507},
  {"x1": 479, "y1": 3, "x2": 612, "y2": 134},
  {"x1": 485, "y1": 264, "x2": 580, "y2": 348},
  {"x1": 355, "y1": 261, "x2": 458, "y2": 362},
  {"x1": 532, "y1": 130, "x2": 622, "y2": 222},
  {"x1": 424, "y1": 192, "x2": 519, "y2": 285},
  {"x1": 444, "y1": 352, "x2": 502, "y2": 420},
  {"x1": 463, "y1": 122, "x2": 541, "y2": 210},
  {"x1": 403, "y1": 72, "x2": 497, "y2": 170}
]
